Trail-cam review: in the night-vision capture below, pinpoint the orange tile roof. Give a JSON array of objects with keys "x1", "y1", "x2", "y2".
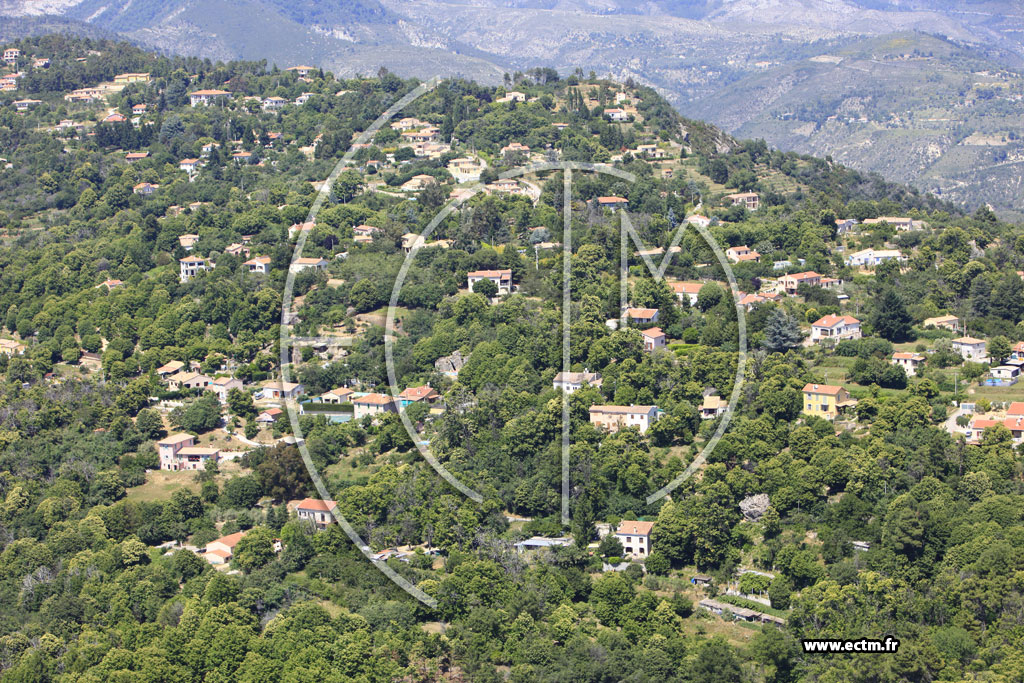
[
  {"x1": 802, "y1": 383, "x2": 845, "y2": 395},
  {"x1": 813, "y1": 314, "x2": 860, "y2": 327},
  {"x1": 296, "y1": 498, "x2": 337, "y2": 512},
  {"x1": 616, "y1": 520, "x2": 654, "y2": 536}
]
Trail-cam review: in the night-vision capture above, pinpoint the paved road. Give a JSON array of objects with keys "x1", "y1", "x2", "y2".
[{"x1": 942, "y1": 405, "x2": 967, "y2": 435}]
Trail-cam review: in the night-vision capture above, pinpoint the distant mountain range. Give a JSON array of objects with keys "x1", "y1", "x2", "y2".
[{"x1": 3, "y1": 0, "x2": 1023, "y2": 217}]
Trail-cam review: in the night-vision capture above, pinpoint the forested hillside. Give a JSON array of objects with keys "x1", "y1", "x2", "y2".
[{"x1": 1, "y1": 33, "x2": 1024, "y2": 682}]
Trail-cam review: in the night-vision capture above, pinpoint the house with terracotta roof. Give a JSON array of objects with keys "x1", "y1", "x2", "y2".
[
  {"x1": 589, "y1": 405, "x2": 659, "y2": 434},
  {"x1": 133, "y1": 182, "x2": 158, "y2": 196},
  {"x1": 596, "y1": 196, "x2": 629, "y2": 211},
  {"x1": 802, "y1": 383, "x2": 855, "y2": 420},
  {"x1": 179, "y1": 256, "x2": 212, "y2": 282},
  {"x1": 952, "y1": 336, "x2": 987, "y2": 361},
  {"x1": 353, "y1": 393, "x2": 398, "y2": 420},
  {"x1": 157, "y1": 433, "x2": 195, "y2": 469},
  {"x1": 604, "y1": 108, "x2": 628, "y2": 122},
  {"x1": 124, "y1": 151, "x2": 149, "y2": 161},
  {"x1": 204, "y1": 531, "x2": 246, "y2": 564},
  {"x1": 965, "y1": 416, "x2": 1024, "y2": 444},
  {"x1": 615, "y1": 520, "x2": 654, "y2": 557},
  {"x1": 256, "y1": 408, "x2": 283, "y2": 424},
  {"x1": 398, "y1": 385, "x2": 440, "y2": 407},
  {"x1": 737, "y1": 292, "x2": 767, "y2": 311},
  {"x1": 811, "y1": 315, "x2": 861, "y2": 343},
  {"x1": 244, "y1": 255, "x2": 271, "y2": 274},
  {"x1": 671, "y1": 281, "x2": 703, "y2": 306},
  {"x1": 320, "y1": 387, "x2": 354, "y2": 404},
  {"x1": 189, "y1": 89, "x2": 230, "y2": 106},
  {"x1": 97, "y1": 279, "x2": 123, "y2": 291},
  {"x1": 641, "y1": 327, "x2": 667, "y2": 351},
  {"x1": 467, "y1": 269, "x2": 513, "y2": 294},
  {"x1": 726, "y1": 245, "x2": 760, "y2": 263},
  {"x1": 779, "y1": 271, "x2": 822, "y2": 295},
  {"x1": 625, "y1": 308, "x2": 659, "y2": 324},
  {"x1": 725, "y1": 192, "x2": 760, "y2": 210},
  {"x1": 206, "y1": 376, "x2": 243, "y2": 403},
  {"x1": 892, "y1": 352, "x2": 925, "y2": 377},
  {"x1": 292, "y1": 498, "x2": 338, "y2": 530},
  {"x1": 179, "y1": 158, "x2": 201, "y2": 173}
]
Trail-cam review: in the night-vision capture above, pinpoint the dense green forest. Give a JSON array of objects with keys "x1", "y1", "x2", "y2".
[{"x1": 1, "y1": 33, "x2": 1024, "y2": 682}]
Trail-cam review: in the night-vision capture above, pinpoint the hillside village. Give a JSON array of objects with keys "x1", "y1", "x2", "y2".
[{"x1": 1, "y1": 34, "x2": 1024, "y2": 682}]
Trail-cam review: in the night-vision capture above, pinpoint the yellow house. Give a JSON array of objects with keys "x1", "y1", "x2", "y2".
[
  {"x1": 114, "y1": 72, "x2": 151, "y2": 84},
  {"x1": 802, "y1": 383, "x2": 854, "y2": 420}
]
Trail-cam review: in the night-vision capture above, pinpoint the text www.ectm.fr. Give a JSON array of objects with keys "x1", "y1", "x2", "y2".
[{"x1": 802, "y1": 638, "x2": 900, "y2": 654}]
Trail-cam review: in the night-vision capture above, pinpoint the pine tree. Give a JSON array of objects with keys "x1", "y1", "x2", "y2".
[
  {"x1": 763, "y1": 309, "x2": 803, "y2": 352},
  {"x1": 871, "y1": 288, "x2": 912, "y2": 342}
]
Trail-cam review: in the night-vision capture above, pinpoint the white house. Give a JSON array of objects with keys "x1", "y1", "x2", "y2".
[
  {"x1": 293, "y1": 498, "x2": 338, "y2": 530},
  {"x1": 641, "y1": 327, "x2": 667, "y2": 351},
  {"x1": 615, "y1": 520, "x2": 653, "y2": 558},
  {"x1": 604, "y1": 108, "x2": 629, "y2": 122},
  {"x1": 553, "y1": 371, "x2": 602, "y2": 393},
  {"x1": 244, "y1": 256, "x2": 271, "y2": 274},
  {"x1": 671, "y1": 282, "x2": 703, "y2": 306},
  {"x1": 262, "y1": 380, "x2": 305, "y2": 400},
  {"x1": 725, "y1": 245, "x2": 761, "y2": 263},
  {"x1": 810, "y1": 315, "x2": 861, "y2": 342},
  {"x1": 952, "y1": 336, "x2": 987, "y2": 361},
  {"x1": 846, "y1": 248, "x2": 906, "y2": 267},
  {"x1": 188, "y1": 89, "x2": 230, "y2": 106},
  {"x1": 891, "y1": 352, "x2": 925, "y2": 377},
  {"x1": 289, "y1": 257, "x2": 328, "y2": 273},
  {"x1": 625, "y1": 308, "x2": 659, "y2": 324},
  {"x1": 700, "y1": 394, "x2": 728, "y2": 419},
  {"x1": 589, "y1": 405, "x2": 659, "y2": 434},
  {"x1": 179, "y1": 158, "x2": 201, "y2": 173},
  {"x1": 205, "y1": 376, "x2": 243, "y2": 403},
  {"x1": 262, "y1": 96, "x2": 288, "y2": 111},
  {"x1": 467, "y1": 269, "x2": 513, "y2": 294},
  {"x1": 179, "y1": 256, "x2": 212, "y2": 282}
]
